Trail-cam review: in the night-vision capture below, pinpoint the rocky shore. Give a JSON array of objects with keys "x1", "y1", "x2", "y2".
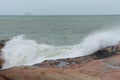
[{"x1": 0, "y1": 40, "x2": 120, "y2": 80}]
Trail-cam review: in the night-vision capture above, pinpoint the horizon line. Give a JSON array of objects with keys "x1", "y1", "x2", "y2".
[{"x1": 0, "y1": 14, "x2": 120, "y2": 16}]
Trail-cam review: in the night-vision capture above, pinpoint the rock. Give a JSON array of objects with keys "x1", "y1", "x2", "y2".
[
  {"x1": 1, "y1": 54, "x2": 120, "y2": 80},
  {"x1": 1, "y1": 40, "x2": 120, "y2": 80},
  {"x1": 33, "y1": 44, "x2": 120, "y2": 68},
  {"x1": 0, "y1": 77, "x2": 5, "y2": 80},
  {"x1": 0, "y1": 39, "x2": 8, "y2": 69}
]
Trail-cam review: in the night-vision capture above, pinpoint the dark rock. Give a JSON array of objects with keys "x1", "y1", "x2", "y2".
[
  {"x1": 33, "y1": 44, "x2": 120, "y2": 68},
  {"x1": 0, "y1": 39, "x2": 9, "y2": 69}
]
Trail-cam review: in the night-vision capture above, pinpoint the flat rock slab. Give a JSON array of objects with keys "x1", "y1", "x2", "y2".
[
  {"x1": 0, "y1": 55, "x2": 120, "y2": 80},
  {"x1": 1, "y1": 40, "x2": 120, "y2": 80}
]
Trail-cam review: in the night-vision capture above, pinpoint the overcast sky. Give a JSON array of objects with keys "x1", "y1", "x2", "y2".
[{"x1": 0, "y1": 0, "x2": 120, "y2": 15}]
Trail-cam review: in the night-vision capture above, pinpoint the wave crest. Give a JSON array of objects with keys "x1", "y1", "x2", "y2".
[{"x1": 1, "y1": 29, "x2": 120, "y2": 69}]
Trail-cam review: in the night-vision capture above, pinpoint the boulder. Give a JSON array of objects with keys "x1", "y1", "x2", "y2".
[{"x1": 0, "y1": 40, "x2": 8, "y2": 69}]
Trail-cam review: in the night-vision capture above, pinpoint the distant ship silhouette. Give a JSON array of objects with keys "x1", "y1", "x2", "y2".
[{"x1": 24, "y1": 12, "x2": 32, "y2": 15}]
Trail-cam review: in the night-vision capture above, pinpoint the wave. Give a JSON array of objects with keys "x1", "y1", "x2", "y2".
[{"x1": 1, "y1": 29, "x2": 120, "y2": 69}]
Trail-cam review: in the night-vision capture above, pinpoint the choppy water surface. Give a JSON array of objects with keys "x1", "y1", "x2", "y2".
[
  {"x1": 1, "y1": 15, "x2": 120, "y2": 69},
  {"x1": 0, "y1": 15, "x2": 120, "y2": 45}
]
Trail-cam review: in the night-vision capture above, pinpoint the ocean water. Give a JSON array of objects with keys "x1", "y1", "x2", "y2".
[{"x1": 1, "y1": 15, "x2": 120, "y2": 69}]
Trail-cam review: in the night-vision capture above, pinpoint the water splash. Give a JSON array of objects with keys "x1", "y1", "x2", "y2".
[{"x1": 1, "y1": 29, "x2": 120, "y2": 69}]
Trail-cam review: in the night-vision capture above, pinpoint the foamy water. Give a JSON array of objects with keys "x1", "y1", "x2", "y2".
[{"x1": 1, "y1": 28, "x2": 120, "y2": 69}]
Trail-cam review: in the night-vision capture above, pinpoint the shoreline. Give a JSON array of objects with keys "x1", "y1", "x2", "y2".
[
  {"x1": 0, "y1": 39, "x2": 120, "y2": 69},
  {"x1": 0, "y1": 39, "x2": 120, "y2": 79}
]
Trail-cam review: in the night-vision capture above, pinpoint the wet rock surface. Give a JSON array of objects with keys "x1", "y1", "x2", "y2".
[
  {"x1": 0, "y1": 40, "x2": 8, "y2": 69},
  {"x1": 33, "y1": 44, "x2": 120, "y2": 68},
  {"x1": 1, "y1": 40, "x2": 120, "y2": 80}
]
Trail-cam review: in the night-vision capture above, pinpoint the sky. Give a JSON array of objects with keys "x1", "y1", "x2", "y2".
[{"x1": 0, "y1": 0, "x2": 120, "y2": 15}]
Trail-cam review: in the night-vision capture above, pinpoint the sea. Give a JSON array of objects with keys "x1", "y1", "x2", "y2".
[{"x1": 1, "y1": 15, "x2": 120, "y2": 69}]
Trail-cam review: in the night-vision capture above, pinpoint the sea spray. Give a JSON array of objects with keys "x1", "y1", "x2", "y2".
[
  {"x1": 1, "y1": 35, "x2": 72, "y2": 69},
  {"x1": 1, "y1": 29, "x2": 120, "y2": 69}
]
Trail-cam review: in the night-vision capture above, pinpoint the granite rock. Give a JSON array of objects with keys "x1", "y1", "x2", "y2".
[{"x1": 0, "y1": 40, "x2": 120, "y2": 80}]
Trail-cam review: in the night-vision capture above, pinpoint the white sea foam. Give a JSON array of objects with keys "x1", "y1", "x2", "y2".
[{"x1": 1, "y1": 29, "x2": 120, "y2": 69}]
